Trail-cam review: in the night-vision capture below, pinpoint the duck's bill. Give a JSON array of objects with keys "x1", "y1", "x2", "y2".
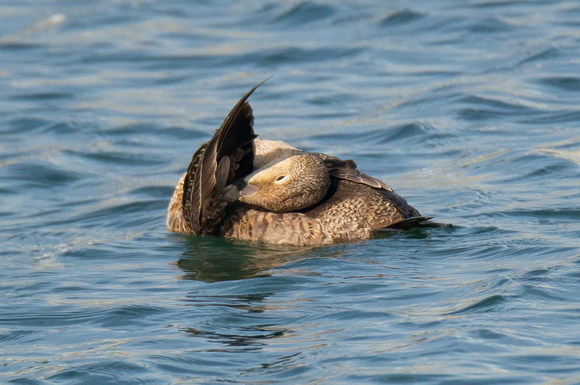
[{"x1": 240, "y1": 184, "x2": 259, "y2": 196}]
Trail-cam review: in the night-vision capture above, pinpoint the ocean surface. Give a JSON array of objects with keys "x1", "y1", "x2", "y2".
[{"x1": 1, "y1": 1, "x2": 580, "y2": 384}]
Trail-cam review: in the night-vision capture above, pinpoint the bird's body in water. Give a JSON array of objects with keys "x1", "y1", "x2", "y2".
[{"x1": 167, "y1": 82, "x2": 441, "y2": 246}]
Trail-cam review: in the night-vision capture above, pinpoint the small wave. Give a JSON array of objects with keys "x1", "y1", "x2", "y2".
[
  {"x1": 517, "y1": 47, "x2": 562, "y2": 67},
  {"x1": 310, "y1": 122, "x2": 437, "y2": 147},
  {"x1": 237, "y1": 46, "x2": 365, "y2": 68},
  {"x1": 0, "y1": 329, "x2": 36, "y2": 342},
  {"x1": 0, "y1": 307, "x2": 108, "y2": 327},
  {"x1": 538, "y1": 147, "x2": 580, "y2": 165},
  {"x1": 64, "y1": 149, "x2": 161, "y2": 167},
  {"x1": 78, "y1": 199, "x2": 168, "y2": 229},
  {"x1": 528, "y1": 110, "x2": 580, "y2": 124},
  {"x1": 447, "y1": 294, "x2": 508, "y2": 315},
  {"x1": 12, "y1": 92, "x2": 73, "y2": 101},
  {"x1": 378, "y1": 10, "x2": 426, "y2": 27},
  {"x1": 47, "y1": 361, "x2": 154, "y2": 384},
  {"x1": 463, "y1": 17, "x2": 514, "y2": 34},
  {"x1": 0, "y1": 41, "x2": 43, "y2": 50},
  {"x1": 272, "y1": 2, "x2": 337, "y2": 27},
  {"x1": 4, "y1": 161, "x2": 85, "y2": 189},
  {"x1": 538, "y1": 76, "x2": 580, "y2": 92},
  {"x1": 3, "y1": 117, "x2": 52, "y2": 134},
  {"x1": 502, "y1": 208, "x2": 580, "y2": 221},
  {"x1": 457, "y1": 95, "x2": 540, "y2": 122}
]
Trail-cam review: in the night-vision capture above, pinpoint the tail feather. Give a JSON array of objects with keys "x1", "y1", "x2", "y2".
[{"x1": 381, "y1": 216, "x2": 447, "y2": 231}]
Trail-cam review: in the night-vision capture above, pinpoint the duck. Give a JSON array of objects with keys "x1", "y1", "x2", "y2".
[{"x1": 167, "y1": 81, "x2": 440, "y2": 246}]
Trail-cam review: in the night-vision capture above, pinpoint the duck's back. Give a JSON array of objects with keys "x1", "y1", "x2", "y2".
[{"x1": 309, "y1": 178, "x2": 420, "y2": 241}]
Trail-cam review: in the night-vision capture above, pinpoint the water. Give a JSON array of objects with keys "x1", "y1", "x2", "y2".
[{"x1": 1, "y1": 0, "x2": 580, "y2": 383}]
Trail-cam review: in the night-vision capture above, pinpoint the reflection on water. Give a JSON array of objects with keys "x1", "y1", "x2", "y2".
[
  {"x1": 176, "y1": 235, "x2": 344, "y2": 282},
  {"x1": 181, "y1": 324, "x2": 286, "y2": 351}
]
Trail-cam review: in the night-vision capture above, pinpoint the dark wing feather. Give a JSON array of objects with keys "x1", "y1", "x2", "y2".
[
  {"x1": 313, "y1": 152, "x2": 394, "y2": 191},
  {"x1": 329, "y1": 168, "x2": 393, "y2": 191},
  {"x1": 182, "y1": 81, "x2": 266, "y2": 235}
]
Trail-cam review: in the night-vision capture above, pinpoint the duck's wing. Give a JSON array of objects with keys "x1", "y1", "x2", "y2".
[
  {"x1": 182, "y1": 82, "x2": 264, "y2": 235},
  {"x1": 314, "y1": 153, "x2": 394, "y2": 191}
]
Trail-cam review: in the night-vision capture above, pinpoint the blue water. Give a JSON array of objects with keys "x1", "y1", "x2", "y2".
[{"x1": 1, "y1": 1, "x2": 580, "y2": 383}]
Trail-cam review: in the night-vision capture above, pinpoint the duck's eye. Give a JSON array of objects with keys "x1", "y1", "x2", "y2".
[{"x1": 275, "y1": 175, "x2": 286, "y2": 182}]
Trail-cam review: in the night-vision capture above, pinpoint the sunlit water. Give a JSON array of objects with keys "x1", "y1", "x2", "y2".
[{"x1": 1, "y1": 1, "x2": 580, "y2": 384}]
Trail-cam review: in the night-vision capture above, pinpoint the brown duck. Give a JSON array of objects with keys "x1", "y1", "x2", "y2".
[{"x1": 167, "y1": 82, "x2": 439, "y2": 246}]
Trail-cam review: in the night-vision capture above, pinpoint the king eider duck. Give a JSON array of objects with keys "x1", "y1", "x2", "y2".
[{"x1": 167, "y1": 82, "x2": 440, "y2": 246}]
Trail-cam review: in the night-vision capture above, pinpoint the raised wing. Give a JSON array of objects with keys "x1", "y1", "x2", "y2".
[{"x1": 182, "y1": 81, "x2": 265, "y2": 234}]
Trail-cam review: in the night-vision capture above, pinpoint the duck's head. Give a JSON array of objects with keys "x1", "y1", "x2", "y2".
[{"x1": 239, "y1": 154, "x2": 331, "y2": 212}]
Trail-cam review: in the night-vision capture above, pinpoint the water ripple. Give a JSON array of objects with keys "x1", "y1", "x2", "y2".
[
  {"x1": 2, "y1": 0, "x2": 580, "y2": 384},
  {"x1": 272, "y1": 2, "x2": 336, "y2": 26}
]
